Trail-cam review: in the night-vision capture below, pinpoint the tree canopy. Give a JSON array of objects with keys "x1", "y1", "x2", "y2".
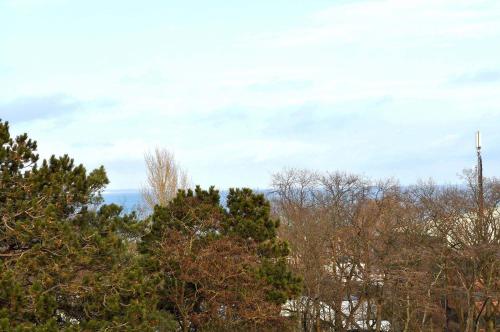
[{"x1": 0, "y1": 119, "x2": 300, "y2": 331}]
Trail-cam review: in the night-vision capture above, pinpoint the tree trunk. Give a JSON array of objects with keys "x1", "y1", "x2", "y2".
[
  {"x1": 375, "y1": 300, "x2": 382, "y2": 332},
  {"x1": 182, "y1": 316, "x2": 189, "y2": 332},
  {"x1": 465, "y1": 302, "x2": 474, "y2": 332},
  {"x1": 485, "y1": 303, "x2": 495, "y2": 332},
  {"x1": 334, "y1": 307, "x2": 343, "y2": 332},
  {"x1": 486, "y1": 318, "x2": 494, "y2": 332},
  {"x1": 315, "y1": 303, "x2": 321, "y2": 332},
  {"x1": 403, "y1": 292, "x2": 411, "y2": 332}
]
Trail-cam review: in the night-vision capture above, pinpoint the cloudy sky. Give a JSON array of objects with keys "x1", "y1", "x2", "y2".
[{"x1": 1, "y1": 0, "x2": 500, "y2": 190}]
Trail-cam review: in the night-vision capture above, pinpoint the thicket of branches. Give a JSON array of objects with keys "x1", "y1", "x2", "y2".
[{"x1": 272, "y1": 169, "x2": 499, "y2": 332}]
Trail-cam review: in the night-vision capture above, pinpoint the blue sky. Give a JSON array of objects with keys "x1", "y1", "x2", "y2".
[{"x1": 1, "y1": 0, "x2": 500, "y2": 190}]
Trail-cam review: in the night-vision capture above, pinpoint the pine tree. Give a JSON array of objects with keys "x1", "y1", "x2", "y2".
[
  {"x1": 141, "y1": 186, "x2": 301, "y2": 331},
  {"x1": 225, "y1": 188, "x2": 301, "y2": 304},
  {"x1": 1, "y1": 118, "x2": 301, "y2": 331},
  {"x1": 0, "y1": 119, "x2": 175, "y2": 331}
]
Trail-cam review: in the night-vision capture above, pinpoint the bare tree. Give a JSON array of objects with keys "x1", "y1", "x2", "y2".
[
  {"x1": 272, "y1": 169, "x2": 491, "y2": 332},
  {"x1": 416, "y1": 170, "x2": 500, "y2": 332},
  {"x1": 142, "y1": 148, "x2": 189, "y2": 209}
]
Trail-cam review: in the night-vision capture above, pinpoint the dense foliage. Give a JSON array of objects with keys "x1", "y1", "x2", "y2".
[
  {"x1": 0, "y1": 119, "x2": 300, "y2": 331},
  {"x1": 140, "y1": 186, "x2": 301, "y2": 331},
  {"x1": 0, "y1": 119, "x2": 176, "y2": 331}
]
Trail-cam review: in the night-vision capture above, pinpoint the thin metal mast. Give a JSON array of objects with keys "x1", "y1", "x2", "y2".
[{"x1": 476, "y1": 131, "x2": 484, "y2": 236}]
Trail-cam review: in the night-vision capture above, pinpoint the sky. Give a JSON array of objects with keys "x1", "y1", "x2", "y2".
[{"x1": 1, "y1": 0, "x2": 500, "y2": 191}]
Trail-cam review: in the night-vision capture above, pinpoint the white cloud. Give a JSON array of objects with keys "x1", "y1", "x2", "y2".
[
  {"x1": 3, "y1": 0, "x2": 67, "y2": 8},
  {"x1": 2, "y1": 0, "x2": 500, "y2": 189},
  {"x1": 264, "y1": 0, "x2": 500, "y2": 47}
]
